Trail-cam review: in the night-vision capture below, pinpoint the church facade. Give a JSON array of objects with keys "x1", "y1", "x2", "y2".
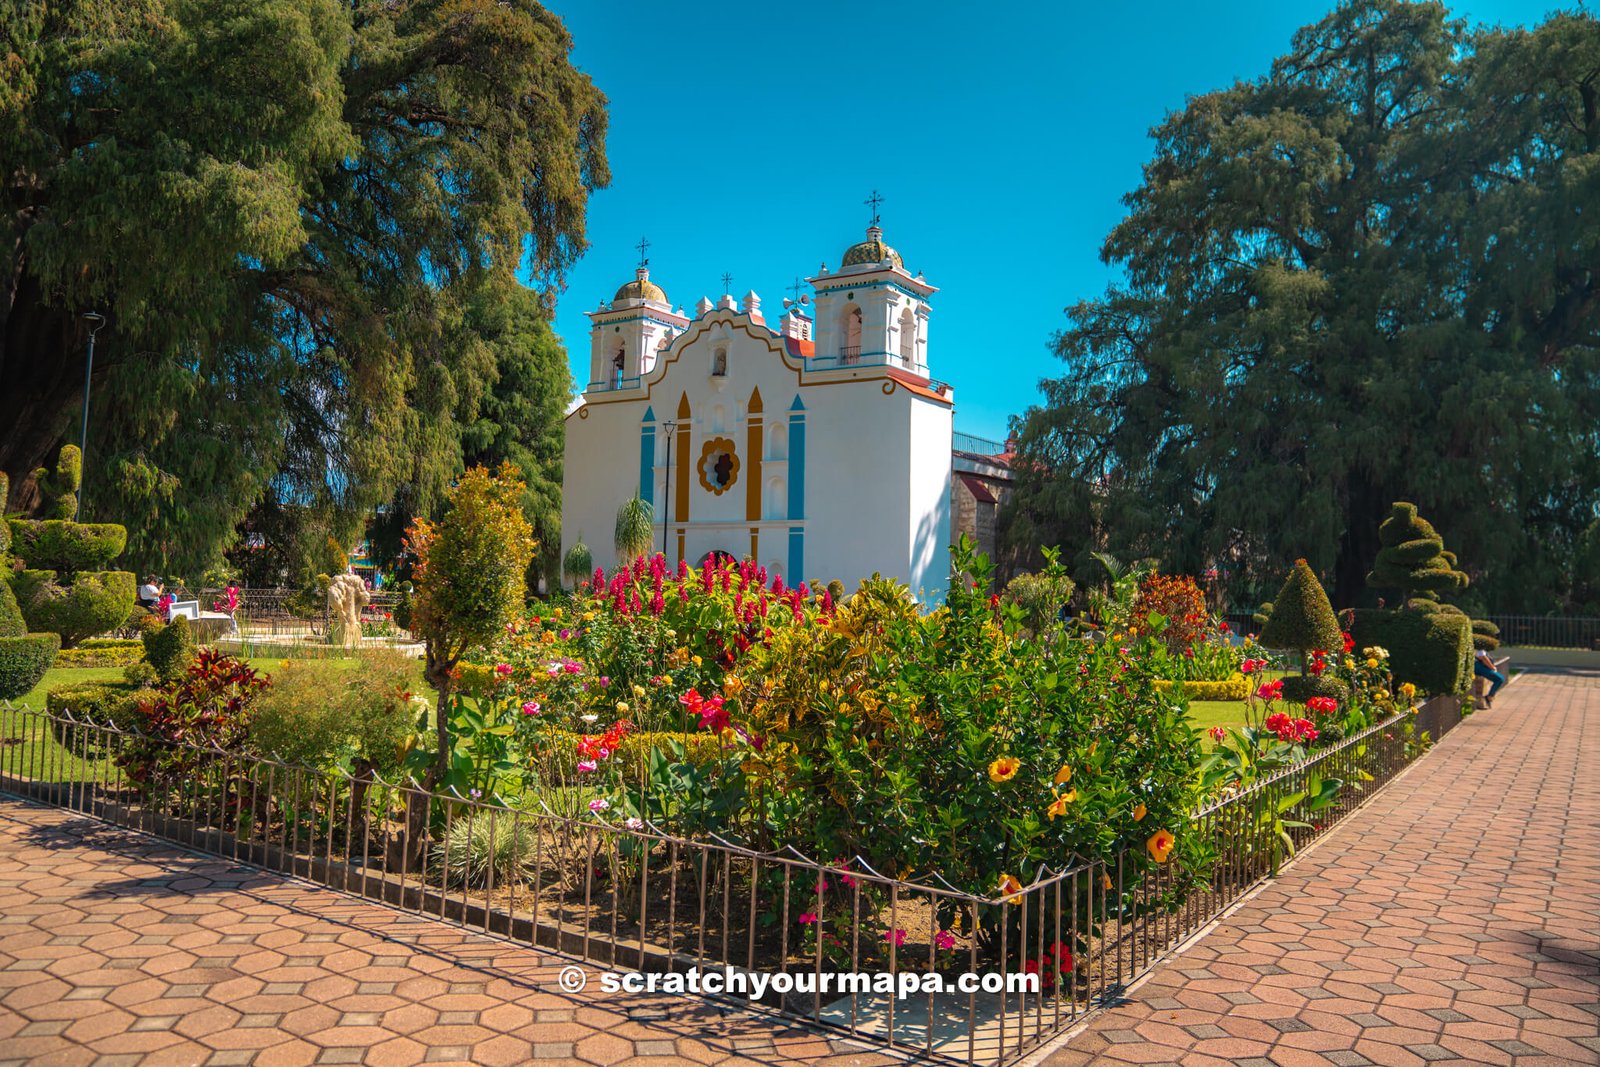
[{"x1": 560, "y1": 224, "x2": 954, "y2": 600}]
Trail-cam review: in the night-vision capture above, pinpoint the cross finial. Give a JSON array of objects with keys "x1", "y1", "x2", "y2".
[
  {"x1": 635, "y1": 236, "x2": 651, "y2": 268},
  {"x1": 865, "y1": 189, "x2": 884, "y2": 226},
  {"x1": 720, "y1": 272, "x2": 733, "y2": 295},
  {"x1": 786, "y1": 277, "x2": 805, "y2": 302}
]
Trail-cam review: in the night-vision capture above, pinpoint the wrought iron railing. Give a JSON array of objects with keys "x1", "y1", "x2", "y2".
[
  {"x1": 0, "y1": 697, "x2": 1454, "y2": 1064},
  {"x1": 1483, "y1": 614, "x2": 1600, "y2": 651}
]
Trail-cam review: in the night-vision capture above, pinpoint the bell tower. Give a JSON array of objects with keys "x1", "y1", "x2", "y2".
[
  {"x1": 808, "y1": 205, "x2": 937, "y2": 375},
  {"x1": 586, "y1": 239, "x2": 689, "y2": 392}
]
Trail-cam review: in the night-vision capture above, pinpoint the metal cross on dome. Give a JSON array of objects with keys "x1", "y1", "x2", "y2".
[
  {"x1": 865, "y1": 189, "x2": 884, "y2": 226},
  {"x1": 786, "y1": 277, "x2": 806, "y2": 302},
  {"x1": 635, "y1": 236, "x2": 650, "y2": 267},
  {"x1": 721, "y1": 272, "x2": 733, "y2": 295}
]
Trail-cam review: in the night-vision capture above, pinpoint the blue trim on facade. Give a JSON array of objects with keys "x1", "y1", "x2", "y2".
[
  {"x1": 788, "y1": 527, "x2": 804, "y2": 583},
  {"x1": 787, "y1": 400, "x2": 806, "y2": 521},
  {"x1": 639, "y1": 407, "x2": 656, "y2": 507}
]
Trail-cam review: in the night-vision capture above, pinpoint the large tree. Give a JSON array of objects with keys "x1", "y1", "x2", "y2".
[
  {"x1": 2, "y1": 0, "x2": 607, "y2": 577},
  {"x1": 1007, "y1": 1, "x2": 1600, "y2": 611}
]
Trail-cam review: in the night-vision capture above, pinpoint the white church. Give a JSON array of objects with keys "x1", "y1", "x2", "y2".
[{"x1": 559, "y1": 222, "x2": 959, "y2": 600}]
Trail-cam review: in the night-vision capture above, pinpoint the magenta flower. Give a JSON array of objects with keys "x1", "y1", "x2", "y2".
[
  {"x1": 588, "y1": 798, "x2": 609, "y2": 813},
  {"x1": 494, "y1": 663, "x2": 512, "y2": 676},
  {"x1": 798, "y1": 912, "x2": 818, "y2": 925},
  {"x1": 883, "y1": 928, "x2": 907, "y2": 946},
  {"x1": 522, "y1": 701, "x2": 541, "y2": 716},
  {"x1": 935, "y1": 930, "x2": 957, "y2": 951},
  {"x1": 577, "y1": 760, "x2": 597, "y2": 774}
]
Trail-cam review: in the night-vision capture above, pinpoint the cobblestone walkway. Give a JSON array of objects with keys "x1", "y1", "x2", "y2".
[
  {"x1": 1042, "y1": 670, "x2": 1600, "y2": 1067},
  {"x1": 0, "y1": 801, "x2": 889, "y2": 1067}
]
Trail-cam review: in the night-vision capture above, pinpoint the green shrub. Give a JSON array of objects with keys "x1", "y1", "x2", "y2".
[
  {"x1": 1471, "y1": 619, "x2": 1501, "y2": 652},
  {"x1": 1349, "y1": 607, "x2": 1471, "y2": 696},
  {"x1": 142, "y1": 616, "x2": 197, "y2": 683},
  {"x1": 16, "y1": 570, "x2": 137, "y2": 647},
  {"x1": 1000, "y1": 561, "x2": 1076, "y2": 636},
  {"x1": 540, "y1": 729, "x2": 726, "y2": 779},
  {"x1": 33, "y1": 444, "x2": 82, "y2": 521},
  {"x1": 0, "y1": 634, "x2": 61, "y2": 701},
  {"x1": 0, "y1": 581, "x2": 25, "y2": 639},
  {"x1": 1251, "y1": 601, "x2": 1274, "y2": 629},
  {"x1": 1279, "y1": 674, "x2": 1350, "y2": 705},
  {"x1": 46, "y1": 680, "x2": 155, "y2": 754},
  {"x1": 1258, "y1": 560, "x2": 1342, "y2": 656},
  {"x1": 1153, "y1": 675, "x2": 1249, "y2": 701},
  {"x1": 432, "y1": 816, "x2": 534, "y2": 888},
  {"x1": 248, "y1": 651, "x2": 420, "y2": 773},
  {"x1": 55, "y1": 644, "x2": 145, "y2": 668},
  {"x1": 7, "y1": 520, "x2": 127, "y2": 577},
  {"x1": 1367, "y1": 502, "x2": 1468, "y2": 606},
  {"x1": 123, "y1": 660, "x2": 159, "y2": 687}
]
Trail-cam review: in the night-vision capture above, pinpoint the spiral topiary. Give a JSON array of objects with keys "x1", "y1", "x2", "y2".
[{"x1": 1367, "y1": 502, "x2": 1468, "y2": 608}]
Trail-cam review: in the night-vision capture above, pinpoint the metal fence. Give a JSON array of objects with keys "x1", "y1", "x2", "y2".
[
  {"x1": 0, "y1": 697, "x2": 1454, "y2": 1064},
  {"x1": 177, "y1": 587, "x2": 414, "y2": 656},
  {"x1": 1482, "y1": 614, "x2": 1600, "y2": 651}
]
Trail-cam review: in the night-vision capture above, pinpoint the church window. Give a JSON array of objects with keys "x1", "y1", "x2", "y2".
[
  {"x1": 767, "y1": 422, "x2": 788, "y2": 460},
  {"x1": 765, "y1": 476, "x2": 786, "y2": 519},
  {"x1": 899, "y1": 306, "x2": 917, "y2": 365},
  {"x1": 712, "y1": 347, "x2": 728, "y2": 377},
  {"x1": 697, "y1": 437, "x2": 741, "y2": 495},
  {"x1": 610, "y1": 343, "x2": 625, "y2": 388},
  {"x1": 841, "y1": 305, "x2": 862, "y2": 362}
]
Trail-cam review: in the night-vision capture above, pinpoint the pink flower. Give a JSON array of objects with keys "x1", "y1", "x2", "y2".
[
  {"x1": 564, "y1": 662, "x2": 582, "y2": 674},
  {"x1": 798, "y1": 912, "x2": 818, "y2": 925},
  {"x1": 577, "y1": 760, "x2": 597, "y2": 774},
  {"x1": 521, "y1": 701, "x2": 541, "y2": 716},
  {"x1": 934, "y1": 930, "x2": 957, "y2": 951},
  {"x1": 624, "y1": 817, "x2": 644, "y2": 830},
  {"x1": 588, "y1": 798, "x2": 609, "y2": 813},
  {"x1": 883, "y1": 928, "x2": 907, "y2": 946},
  {"x1": 1208, "y1": 725, "x2": 1226, "y2": 742},
  {"x1": 494, "y1": 663, "x2": 512, "y2": 676}
]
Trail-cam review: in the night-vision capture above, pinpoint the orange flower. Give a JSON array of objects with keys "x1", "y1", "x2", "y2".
[
  {"x1": 988, "y1": 756, "x2": 1020, "y2": 784},
  {"x1": 1147, "y1": 829, "x2": 1176, "y2": 864},
  {"x1": 1046, "y1": 792, "x2": 1075, "y2": 820},
  {"x1": 997, "y1": 873, "x2": 1023, "y2": 903},
  {"x1": 1053, "y1": 765, "x2": 1072, "y2": 785},
  {"x1": 1132, "y1": 803, "x2": 1147, "y2": 822},
  {"x1": 1101, "y1": 872, "x2": 1113, "y2": 891}
]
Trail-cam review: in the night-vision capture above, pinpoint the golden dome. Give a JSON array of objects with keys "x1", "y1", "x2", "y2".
[
  {"x1": 840, "y1": 225, "x2": 903, "y2": 269},
  {"x1": 614, "y1": 268, "x2": 668, "y2": 304}
]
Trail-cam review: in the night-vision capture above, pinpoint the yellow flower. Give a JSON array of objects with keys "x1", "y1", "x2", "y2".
[
  {"x1": 551, "y1": 607, "x2": 563, "y2": 620},
  {"x1": 997, "y1": 873, "x2": 1023, "y2": 902},
  {"x1": 724, "y1": 676, "x2": 744, "y2": 696},
  {"x1": 1344, "y1": 656, "x2": 1356, "y2": 669},
  {"x1": 1146, "y1": 829, "x2": 1176, "y2": 864},
  {"x1": 582, "y1": 611, "x2": 595, "y2": 622},
  {"x1": 632, "y1": 684, "x2": 646, "y2": 697},
  {"x1": 1398, "y1": 682, "x2": 1416, "y2": 701},
  {"x1": 691, "y1": 654, "x2": 703, "y2": 667},
  {"x1": 1053, "y1": 765, "x2": 1073, "y2": 786},
  {"x1": 988, "y1": 756, "x2": 1021, "y2": 784},
  {"x1": 280, "y1": 659, "x2": 291, "y2": 669},
  {"x1": 1046, "y1": 792, "x2": 1075, "y2": 820},
  {"x1": 1132, "y1": 803, "x2": 1147, "y2": 822},
  {"x1": 1365, "y1": 657, "x2": 1379, "y2": 669},
  {"x1": 616, "y1": 701, "x2": 629, "y2": 713}
]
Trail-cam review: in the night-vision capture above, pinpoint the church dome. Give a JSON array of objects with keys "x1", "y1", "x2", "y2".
[
  {"x1": 840, "y1": 225, "x2": 903, "y2": 269},
  {"x1": 614, "y1": 267, "x2": 668, "y2": 304}
]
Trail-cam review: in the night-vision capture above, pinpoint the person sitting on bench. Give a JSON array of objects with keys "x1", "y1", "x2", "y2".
[{"x1": 1473, "y1": 648, "x2": 1507, "y2": 707}]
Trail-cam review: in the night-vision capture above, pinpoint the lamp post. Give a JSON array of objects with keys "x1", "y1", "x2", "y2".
[{"x1": 78, "y1": 312, "x2": 106, "y2": 514}]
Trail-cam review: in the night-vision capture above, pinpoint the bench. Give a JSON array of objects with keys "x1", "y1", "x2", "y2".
[{"x1": 1472, "y1": 655, "x2": 1510, "y2": 707}]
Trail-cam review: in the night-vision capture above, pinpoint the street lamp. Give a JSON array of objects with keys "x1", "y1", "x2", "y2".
[{"x1": 79, "y1": 312, "x2": 106, "y2": 515}]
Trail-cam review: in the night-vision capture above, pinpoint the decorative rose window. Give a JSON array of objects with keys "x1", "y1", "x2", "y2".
[{"x1": 697, "y1": 438, "x2": 740, "y2": 495}]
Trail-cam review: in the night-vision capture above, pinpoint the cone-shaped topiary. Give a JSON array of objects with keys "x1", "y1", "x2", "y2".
[
  {"x1": 33, "y1": 444, "x2": 82, "y2": 521},
  {"x1": 1471, "y1": 618, "x2": 1501, "y2": 652},
  {"x1": 1367, "y1": 502, "x2": 1468, "y2": 607},
  {"x1": 1258, "y1": 559, "x2": 1343, "y2": 662}
]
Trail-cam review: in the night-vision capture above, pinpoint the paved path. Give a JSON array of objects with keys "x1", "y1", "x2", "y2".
[
  {"x1": 1042, "y1": 670, "x2": 1600, "y2": 1067},
  {"x1": 0, "y1": 801, "x2": 889, "y2": 1067}
]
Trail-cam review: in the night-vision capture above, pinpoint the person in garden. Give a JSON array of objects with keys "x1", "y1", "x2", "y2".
[
  {"x1": 1474, "y1": 647, "x2": 1507, "y2": 707},
  {"x1": 137, "y1": 575, "x2": 164, "y2": 611}
]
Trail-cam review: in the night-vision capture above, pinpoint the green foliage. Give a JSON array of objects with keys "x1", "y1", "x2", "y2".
[
  {"x1": 432, "y1": 816, "x2": 534, "y2": 889},
  {"x1": 1258, "y1": 561, "x2": 1342, "y2": 657},
  {"x1": 1367, "y1": 503, "x2": 1468, "y2": 606},
  {"x1": 15, "y1": 570, "x2": 136, "y2": 648},
  {"x1": 46, "y1": 680, "x2": 155, "y2": 756},
  {"x1": 248, "y1": 652, "x2": 419, "y2": 774},
  {"x1": 142, "y1": 616, "x2": 197, "y2": 684},
  {"x1": 55, "y1": 643, "x2": 144, "y2": 668},
  {"x1": 1004, "y1": 4, "x2": 1600, "y2": 612},
  {"x1": 0, "y1": 582, "x2": 24, "y2": 639},
  {"x1": 613, "y1": 495, "x2": 654, "y2": 561},
  {"x1": 998, "y1": 550, "x2": 1076, "y2": 636},
  {"x1": 1349, "y1": 608, "x2": 1472, "y2": 696},
  {"x1": 8, "y1": 521, "x2": 127, "y2": 577},
  {"x1": 1252, "y1": 602, "x2": 1274, "y2": 629},
  {"x1": 562, "y1": 538, "x2": 594, "y2": 589},
  {"x1": 1279, "y1": 675, "x2": 1350, "y2": 705},
  {"x1": 33, "y1": 445, "x2": 81, "y2": 521},
  {"x1": 0, "y1": 634, "x2": 60, "y2": 700},
  {"x1": 2, "y1": 0, "x2": 608, "y2": 579},
  {"x1": 1472, "y1": 618, "x2": 1502, "y2": 652},
  {"x1": 1153, "y1": 675, "x2": 1249, "y2": 701}
]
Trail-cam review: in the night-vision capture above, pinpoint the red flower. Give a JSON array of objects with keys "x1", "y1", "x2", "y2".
[
  {"x1": 1255, "y1": 680, "x2": 1283, "y2": 702},
  {"x1": 1342, "y1": 632, "x2": 1355, "y2": 653}
]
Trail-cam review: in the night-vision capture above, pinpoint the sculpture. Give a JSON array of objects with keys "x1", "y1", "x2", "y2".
[{"x1": 327, "y1": 573, "x2": 370, "y2": 648}]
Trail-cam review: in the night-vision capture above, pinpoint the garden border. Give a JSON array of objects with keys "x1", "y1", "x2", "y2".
[{"x1": 0, "y1": 695, "x2": 1460, "y2": 1065}]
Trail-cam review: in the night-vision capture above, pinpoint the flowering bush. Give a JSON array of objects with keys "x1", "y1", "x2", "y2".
[{"x1": 119, "y1": 649, "x2": 268, "y2": 797}]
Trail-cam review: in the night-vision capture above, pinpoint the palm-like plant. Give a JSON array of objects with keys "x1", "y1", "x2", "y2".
[
  {"x1": 562, "y1": 536, "x2": 594, "y2": 589},
  {"x1": 613, "y1": 495, "x2": 655, "y2": 561}
]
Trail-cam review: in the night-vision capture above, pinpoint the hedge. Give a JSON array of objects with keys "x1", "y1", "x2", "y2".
[
  {"x1": 45, "y1": 680, "x2": 154, "y2": 757},
  {"x1": 7, "y1": 520, "x2": 127, "y2": 576},
  {"x1": 0, "y1": 633, "x2": 62, "y2": 701},
  {"x1": 1348, "y1": 607, "x2": 1472, "y2": 696},
  {"x1": 14, "y1": 570, "x2": 137, "y2": 648},
  {"x1": 0, "y1": 581, "x2": 25, "y2": 639},
  {"x1": 55, "y1": 645, "x2": 146, "y2": 668},
  {"x1": 1279, "y1": 674, "x2": 1350, "y2": 705},
  {"x1": 1153, "y1": 675, "x2": 1250, "y2": 701},
  {"x1": 143, "y1": 616, "x2": 197, "y2": 682}
]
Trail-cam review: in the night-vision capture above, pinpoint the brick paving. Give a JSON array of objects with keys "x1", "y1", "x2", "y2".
[
  {"x1": 1, "y1": 671, "x2": 1596, "y2": 1067},
  {"x1": 0, "y1": 801, "x2": 891, "y2": 1067},
  {"x1": 1041, "y1": 670, "x2": 1600, "y2": 1067}
]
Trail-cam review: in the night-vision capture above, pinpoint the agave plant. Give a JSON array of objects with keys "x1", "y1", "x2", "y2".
[{"x1": 613, "y1": 495, "x2": 655, "y2": 560}]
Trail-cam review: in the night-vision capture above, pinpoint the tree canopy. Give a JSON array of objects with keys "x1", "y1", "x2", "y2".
[
  {"x1": 1006, "y1": 1, "x2": 1600, "y2": 612},
  {"x1": 2, "y1": 0, "x2": 607, "y2": 580}
]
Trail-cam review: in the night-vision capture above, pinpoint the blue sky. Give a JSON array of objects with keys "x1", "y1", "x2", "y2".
[{"x1": 545, "y1": 0, "x2": 1546, "y2": 443}]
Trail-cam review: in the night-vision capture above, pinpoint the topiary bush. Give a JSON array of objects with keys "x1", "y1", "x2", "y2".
[
  {"x1": 1471, "y1": 618, "x2": 1501, "y2": 652},
  {"x1": 1367, "y1": 502, "x2": 1469, "y2": 607},
  {"x1": 142, "y1": 616, "x2": 198, "y2": 683},
  {"x1": 1348, "y1": 607, "x2": 1472, "y2": 696},
  {"x1": 33, "y1": 444, "x2": 82, "y2": 521},
  {"x1": 6, "y1": 521, "x2": 127, "y2": 578},
  {"x1": 1279, "y1": 674, "x2": 1350, "y2": 705},
  {"x1": 0, "y1": 633, "x2": 60, "y2": 701},
  {"x1": 0, "y1": 579, "x2": 24, "y2": 639},
  {"x1": 14, "y1": 570, "x2": 137, "y2": 648},
  {"x1": 1258, "y1": 560, "x2": 1342, "y2": 659}
]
